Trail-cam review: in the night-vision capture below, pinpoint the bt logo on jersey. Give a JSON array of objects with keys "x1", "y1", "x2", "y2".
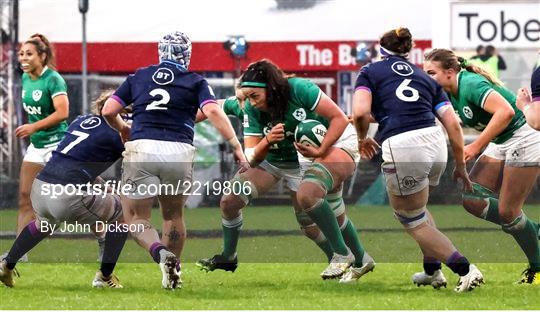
[
  {"x1": 152, "y1": 68, "x2": 175, "y2": 85},
  {"x1": 391, "y1": 61, "x2": 414, "y2": 77}
]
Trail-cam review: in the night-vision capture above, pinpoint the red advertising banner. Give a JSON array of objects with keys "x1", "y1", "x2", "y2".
[{"x1": 54, "y1": 40, "x2": 431, "y2": 74}]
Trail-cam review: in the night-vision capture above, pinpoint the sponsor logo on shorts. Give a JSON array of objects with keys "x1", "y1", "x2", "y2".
[{"x1": 401, "y1": 176, "x2": 418, "y2": 189}]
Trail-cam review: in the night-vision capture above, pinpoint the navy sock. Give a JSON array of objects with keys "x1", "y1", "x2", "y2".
[
  {"x1": 100, "y1": 224, "x2": 129, "y2": 277},
  {"x1": 423, "y1": 256, "x2": 442, "y2": 275},
  {"x1": 5, "y1": 221, "x2": 49, "y2": 270},
  {"x1": 445, "y1": 251, "x2": 470, "y2": 277},
  {"x1": 149, "y1": 242, "x2": 167, "y2": 264}
]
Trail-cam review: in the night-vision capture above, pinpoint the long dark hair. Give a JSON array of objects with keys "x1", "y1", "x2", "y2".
[
  {"x1": 240, "y1": 59, "x2": 292, "y2": 122},
  {"x1": 424, "y1": 48, "x2": 502, "y2": 85}
]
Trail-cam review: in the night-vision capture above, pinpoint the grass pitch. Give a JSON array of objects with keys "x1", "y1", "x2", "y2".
[{"x1": 1, "y1": 205, "x2": 539, "y2": 309}]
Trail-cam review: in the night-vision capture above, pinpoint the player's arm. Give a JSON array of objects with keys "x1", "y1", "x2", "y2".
[
  {"x1": 311, "y1": 94, "x2": 348, "y2": 155},
  {"x1": 516, "y1": 87, "x2": 540, "y2": 130},
  {"x1": 196, "y1": 99, "x2": 226, "y2": 123},
  {"x1": 102, "y1": 97, "x2": 130, "y2": 142},
  {"x1": 352, "y1": 89, "x2": 372, "y2": 140},
  {"x1": 466, "y1": 91, "x2": 514, "y2": 161},
  {"x1": 244, "y1": 123, "x2": 284, "y2": 166},
  {"x1": 436, "y1": 102, "x2": 471, "y2": 182},
  {"x1": 201, "y1": 102, "x2": 248, "y2": 166},
  {"x1": 15, "y1": 94, "x2": 69, "y2": 138},
  {"x1": 351, "y1": 88, "x2": 379, "y2": 159}
]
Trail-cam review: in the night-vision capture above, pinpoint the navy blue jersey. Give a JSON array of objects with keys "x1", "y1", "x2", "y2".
[
  {"x1": 532, "y1": 66, "x2": 540, "y2": 101},
  {"x1": 38, "y1": 115, "x2": 124, "y2": 185},
  {"x1": 112, "y1": 61, "x2": 216, "y2": 144},
  {"x1": 354, "y1": 55, "x2": 450, "y2": 143}
]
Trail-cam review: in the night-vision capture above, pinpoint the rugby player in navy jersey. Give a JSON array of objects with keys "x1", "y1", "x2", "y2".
[
  {"x1": 352, "y1": 27, "x2": 484, "y2": 292},
  {"x1": 101, "y1": 31, "x2": 248, "y2": 290},
  {"x1": 0, "y1": 91, "x2": 129, "y2": 288},
  {"x1": 516, "y1": 64, "x2": 540, "y2": 131}
]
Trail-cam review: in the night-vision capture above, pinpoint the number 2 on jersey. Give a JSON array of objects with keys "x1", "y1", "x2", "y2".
[
  {"x1": 395, "y1": 79, "x2": 419, "y2": 102},
  {"x1": 146, "y1": 88, "x2": 170, "y2": 111},
  {"x1": 60, "y1": 130, "x2": 89, "y2": 154}
]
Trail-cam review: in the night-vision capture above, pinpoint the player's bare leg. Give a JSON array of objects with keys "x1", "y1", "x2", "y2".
[
  {"x1": 390, "y1": 187, "x2": 483, "y2": 292},
  {"x1": 498, "y1": 165, "x2": 540, "y2": 284},
  {"x1": 159, "y1": 194, "x2": 187, "y2": 257}
]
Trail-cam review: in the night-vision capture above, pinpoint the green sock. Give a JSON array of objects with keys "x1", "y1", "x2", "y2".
[
  {"x1": 503, "y1": 213, "x2": 540, "y2": 271},
  {"x1": 306, "y1": 199, "x2": 348, "y2": 255},
  {"x1": 482, "y1": 198, "x2": 501, "y2": 225},
  {"x1": 221, "y1": 214, "x2": 242, "y2": 259},
  {"x1": 341, "y1": 218, "x2": 366, "y2": 267}
]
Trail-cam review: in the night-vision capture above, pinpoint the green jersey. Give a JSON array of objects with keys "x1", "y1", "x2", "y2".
[
  {"x1": 449, "y1": 71, "x2": 525, "y2": 144},
  {"x1": 243, "y1": 77, "x2": 328, "y2": 168},
  {"x1": 21, "y1": 67, "x2": 68, "y2": 148},
  {"x1": 223, "y1": 96, "x2": 244, "y2": 119}
]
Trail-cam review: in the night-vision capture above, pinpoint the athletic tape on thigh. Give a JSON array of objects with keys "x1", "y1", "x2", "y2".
[
  {"x1": 107, "y1": 195, "x2": 123, "y2": 222},
  {"x1": 463, "y1": 182, "x2": 496, "y2": 200},
  {"x1": 393, "y1": 206, "x2": 428, "y2": 229},
  {"x1": 230, "y1": 175, "x2": 258, "y2": 204},
  {"x1": 327, "y1": 188, "x2": 345, "y2": 217},
  {"x1": 295, "y1": 211, "x2": 316, "y2": 227},
  {"x1": 302, "y1": 163, "x2": 334, "y2": 193},
  {"x1": 502, "y1": 212, "x2": 527, "y2": 232}
]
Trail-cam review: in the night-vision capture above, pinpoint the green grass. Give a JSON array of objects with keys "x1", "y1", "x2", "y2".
[
  {"x1": 0, "y1": 205, "x2": 539, "y2": 309},
  {"x1": 1, "y1": 263, "x2": 539, "y2": 310}
]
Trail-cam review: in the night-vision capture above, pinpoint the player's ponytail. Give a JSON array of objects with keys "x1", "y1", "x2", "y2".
[
  {"x1": 25, "y1": 33, "x2": 56, "y2": 69},
  {"x1": 240, "y1": 59, "x2": 291, "y2": 122},
  {"x1": 457, "y1": 55, "x2": 502, "y2": 86},
  {"x1": 425, "y1": 49, "x2": 502, "y2": 86},
  {"x1": 379, "y1": 27, "x2": 413, "y2": 56}
]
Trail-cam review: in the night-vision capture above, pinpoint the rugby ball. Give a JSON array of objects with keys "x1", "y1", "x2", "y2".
[{"x1": 294, "y1": 119, "x2": 327, "y2": 147}]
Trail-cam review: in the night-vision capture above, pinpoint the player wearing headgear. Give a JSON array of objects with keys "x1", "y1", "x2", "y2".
[
  {"x1": 197, "y1": 59, "x2": 374, "y2": 282},
  {"x1": 516, "y1": 64, "x2": 540, "y2": 131},
  {"x1": 424, "y1": 48, "x2": 540, "y2": 285},
  {"x1": 353, "y1": 27, "x2": 484, "y2": 292},
  {"x1": 0, "y1": 91, "x2": 128, "y2": 288},
  {"x1": 102, "y1": 31, "x2": 248, "y2": 290}
]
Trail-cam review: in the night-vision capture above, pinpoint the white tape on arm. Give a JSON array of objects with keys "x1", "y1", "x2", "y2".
[
  {"x1": 227, "y1": 137, "x2": 241, "y2": 149},
  {"x1": 244, "y1": 147, "x2": 256, "y2": 163}
]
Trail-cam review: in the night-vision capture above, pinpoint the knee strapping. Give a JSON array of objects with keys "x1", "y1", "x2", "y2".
[
  {"x1": 394, "y1": 207, "x2": 428, "y2": 229},
  {"x1": 502, "y1": 212, "x2": 527, "y2": 233},
  {"x1": 230, "y1": 175, "x2": 258, "y2": 205},
  {"x1": 463, "y1": 183, "x2": 496, "y2": 200},
  {"x1": 302, "y1": 163, "x2": 334, "y2": 193},
  {"x1": 295, "y1": 211, "x2": 315, "y2": 227},
  {"x1": 327, "y1": 188, "x2": 346, "y2": 217},
  {"x1": 305, "y1": 198, "x2": 324, "y2": 213},
  {"x1": 338, "y1": 215, "x2": 349, "y2": 230},
  {"x1": 222, "y1": 213, "x2": 243, "y2": 229}
]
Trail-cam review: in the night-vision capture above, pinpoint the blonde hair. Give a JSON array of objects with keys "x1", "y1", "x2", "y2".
[
  {"x1": 91, "y1": 90, "x2": 115, "y2": 115},
  {"x1": 424, "y1": 48, "x2": 502, "y2": 86}
]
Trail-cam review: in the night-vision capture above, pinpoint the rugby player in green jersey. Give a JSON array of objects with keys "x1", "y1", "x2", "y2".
[
  {"x1": 424, "y1": 49, "x2": 540, "y2": 285},
  {"x1": 197, "y1": 60, "x2": 374, "y2": 282},
  {"x1": 8, "y1": 34, "x2": 69, "y2": 262}
]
